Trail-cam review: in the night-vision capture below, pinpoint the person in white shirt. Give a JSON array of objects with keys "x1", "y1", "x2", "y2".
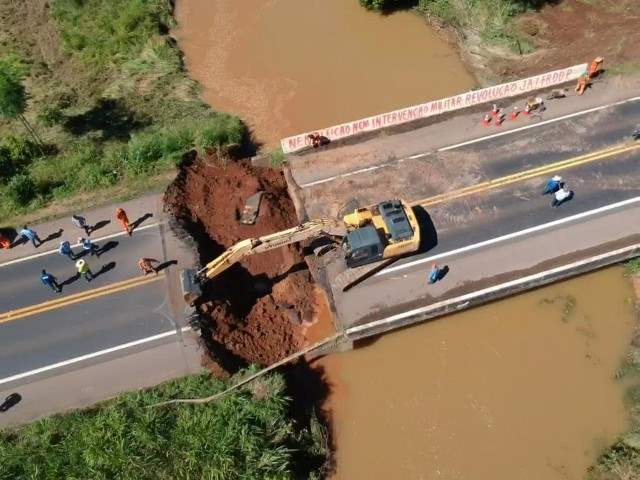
[{"x1": 551, "y1": 186, "x2": 573, "y2": 207}]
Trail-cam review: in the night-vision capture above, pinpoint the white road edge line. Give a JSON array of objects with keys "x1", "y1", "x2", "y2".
[
  {"x1": 438, "y1": 96, "x2": 640, "y2": 151},
  {"x1": 0, "y1": 222, "x2": 162, "y2": 269},
  {"x1": 0, "y1": 326, "x2": 192, "y2": 386},
  {"x1": 299, "y1": 95, "x2": 640, "y2": 188},
  {"x1": 378, "y1": 196, "x2": 640, "y2": 276},
  {"x1": 349, "y1": 243, "x2": 640, "y2": 336}
]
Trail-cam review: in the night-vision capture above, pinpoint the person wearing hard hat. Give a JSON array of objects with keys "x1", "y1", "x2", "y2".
[
  {"x1": 75, "y1": 258, "x2": 94, "y2": 282},
  {"x1": 588, "y1": 57, "x2": 604, "y2": 78},
  {"x1": 543, "y1": 175, "x2": 563, "y2": 195}
]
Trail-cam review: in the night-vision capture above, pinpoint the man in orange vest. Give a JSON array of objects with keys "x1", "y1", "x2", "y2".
[
  {"x1": 0, "y1": 233, "x2": 10, "y2": 249},
  {"x1": 115, "y1": 207, "x2": 131, "y2": 236},
  {"x1": 138, "y1": 257, "x2": 159, "y2": 275},
  {"x1": 588, "y1": 56, "x2": 604, "y2": 78},
  {"x1": 575, "y1": 75, "x2": 588, "y2": 95}
]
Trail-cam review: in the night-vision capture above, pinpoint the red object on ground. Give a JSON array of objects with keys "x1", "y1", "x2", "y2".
[
  {"x1": 482, "y1": 114, "x2": 492, "y2": 126},
  {"x1": 510, "y1": 107, "x2": 519, "y2": 120},
  {"x1": 491, "y1": 104, "x2": 499, "y2": 116},
  {"x1": 495, "y1": 114, "x2": 505, "y2": 127},
  {"x1": 0, "y1": 234, "x2": 10, "y2": 249}
]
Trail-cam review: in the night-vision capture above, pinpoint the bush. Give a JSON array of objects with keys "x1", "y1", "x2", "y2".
[
  {"x1": 37, "y1": 104, "x2": 65, "y2": 127},
  {"x1": 0, "y1": 371, "x2": 328, "y2": 480},
  {"x1": 6, "y1": 173, "x2": 36, "y2": 206},
  {"x1": 53, "y1": 0, "x2": 174, "y2": 70},
  {"x1": 195, "y1": 114, "x2": 245, "y2": 154}
]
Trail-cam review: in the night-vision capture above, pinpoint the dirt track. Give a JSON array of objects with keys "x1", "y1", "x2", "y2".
[{"x1": 165, "y1": 155, "x2": 330, "y2": 371}]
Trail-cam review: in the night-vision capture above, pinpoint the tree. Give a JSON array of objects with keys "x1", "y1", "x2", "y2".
[{"x1": 0, "y1": 66, "x2": 43, "y2": 151}]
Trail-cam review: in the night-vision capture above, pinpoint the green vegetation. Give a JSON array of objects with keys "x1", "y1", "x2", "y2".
[
  {"x1": 0, "y1": 371, "x2": 329, "y2": 480},
  {"x1": 360, "y1": 0, "x2": 547, "y2": 52},
  {"x1": 0, "y1": 0, "x2": 246, "y2": 221},
  {"x1": 625, "y1": 258, "x2": 640, "y2": 276}
]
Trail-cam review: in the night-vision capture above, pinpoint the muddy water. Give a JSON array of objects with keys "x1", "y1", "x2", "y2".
[
  {"x1": 323, "y1": 268, "x2": 635, "y2": 480},
  {"x1": 174, "y1": 0, "x2": 475, "y2": 145}
]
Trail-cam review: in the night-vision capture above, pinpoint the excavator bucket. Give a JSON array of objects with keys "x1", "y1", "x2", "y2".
[{"x1": 180, "y1": 269, "x2": 202, "y2": 306}]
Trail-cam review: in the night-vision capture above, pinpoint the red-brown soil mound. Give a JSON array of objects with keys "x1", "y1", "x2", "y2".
[{"x1": 165, "y1": 155, "x2": 321, "y2": 368}]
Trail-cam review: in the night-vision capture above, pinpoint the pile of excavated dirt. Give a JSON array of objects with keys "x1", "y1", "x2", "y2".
[{"x1": 165, "y1": 154, "x2": 323, "y2": 368}]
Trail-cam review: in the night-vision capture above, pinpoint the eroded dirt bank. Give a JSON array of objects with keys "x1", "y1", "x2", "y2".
[{"x1": 165, "y1": 154, "x2": 331, "y2": 370}]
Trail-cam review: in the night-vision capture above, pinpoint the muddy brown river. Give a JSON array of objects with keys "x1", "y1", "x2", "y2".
[
  {"x1": 174, "y1": 0, "x2": 475, "y2": 146},
  {"x1": 323, "y1": 267, "x2": 634, "y2": 479}
]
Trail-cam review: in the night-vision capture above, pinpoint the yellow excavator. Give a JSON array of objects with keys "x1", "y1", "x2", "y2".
[{"x1": 194, "y1": 199, "x2": 421, "y2": 292}]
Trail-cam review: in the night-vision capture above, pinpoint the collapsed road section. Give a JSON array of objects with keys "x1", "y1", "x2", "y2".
[{"x1": 164, "y1": 154, "x2": 333, "y2": 372}]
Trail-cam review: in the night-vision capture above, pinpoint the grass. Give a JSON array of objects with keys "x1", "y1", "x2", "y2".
[
  {"x1": 0, "y1": 0, "x2": 246, "y2": 223},
  {"x1": 0, "y1": 370, "x2": 329, "y2": 480},
  {"x1": 359, "y1": 0, "x2": 538, "y2": 53},
  {"x1": 608, "y1": 62, "x2": 640, "y2": 77},
  {"x1": 416, "y1": 0, "x2": 537, "y2": 53},
  {"x1": 625, "y1": 258, "x2": 640, "y2": 276}
]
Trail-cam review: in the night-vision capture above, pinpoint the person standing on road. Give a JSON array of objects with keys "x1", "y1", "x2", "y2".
[
  {"x1": 72, "y1": 214, "x2": 92, "y2": 236},
  {"x1": 75, "y1": 259, "x2": 94, "y2": 282},
  {"x1": 552, "y1": 185, "x2": 573, "y2": 207},
  {"x1": 19, "y1": 225, "x2": 42, "y2": 248},
  {"x1": 58, "y1": 240, "x2": 76, "y2": 260},
  {"x1": 41, "y1": 269, "x2": 61, "y2": 293},
  {"x1": 78, "y1": 237, "x2": 99, "y2": 257},
  {"x1": 428, "y1": 264, "x2": 442, "y2": 284},
  {"x1": 543, "y1": 175, "x2": 562, "y2": 195},
  {"x1": 115, "y1": 208, "x2": 131, "y2": 236},
  {"x1": 138, "y1": 257, "x2": 160, "y2": 276}
]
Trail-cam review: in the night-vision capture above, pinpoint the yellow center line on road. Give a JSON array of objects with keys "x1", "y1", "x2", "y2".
[
  {"x1": 0, "y1": 273, "x2": 165, "y2": 325},
  {"x1": 411, "y1": 142, "x2": 640, "y2": 208}
]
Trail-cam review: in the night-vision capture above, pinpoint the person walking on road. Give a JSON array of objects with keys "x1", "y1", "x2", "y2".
[
  {"x1": 78, "y1": 237, "x2": 99, "y2": 257},
  {"x1": 138, "y1": 257, "x2": 159, "y2": 276},
  {"x1": 0, "y1": 233, "x2": 10, "y2": 249},
  {"x1": 115, "y1": 208, "x2": 131, "y2": 236},
  {"x1": 41, "y1": 269, "x2": 61, "y2": 293},
  {"x1": 552, "y1": 185, "x2": 574, "y2": 207},
  {"x1": 75, "y1": 259, "x2": 94, "y2": 282},
  {"x1": 428, "y1": 264, "x2": 443, "y2": 284},
  {"x1": 19, "y1": 225, "x2": 42, "y2": 248},
  {"x1": 543, "y1": 175, "x2": 562, "y2": 194},
  {"x1": 58, "y1": 240, "x2": 76, "y2": 260},
  {"x1": 72, "y1": 214, "x2": 92, "y2": 236}
]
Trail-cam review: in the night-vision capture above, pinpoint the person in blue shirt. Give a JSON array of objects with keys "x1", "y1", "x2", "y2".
[
  {"x1": 19, "y1": 225, "x2": 42, "y2": 248},
  {"x1": 41, "y1": 270, "x2": 61, "y2": 293},
  {"x1": 58, "y1": 240, "x2": 76, "y2": 260},
  {"x1": 78, "y1": 237, "x2": 100, "y2": 257},
  {"x1": 543, "y1": 175, "x2": 562, "y2": 195},
  {"x1": 428, "y1": 264, "x2": 442, "y2": 284}
]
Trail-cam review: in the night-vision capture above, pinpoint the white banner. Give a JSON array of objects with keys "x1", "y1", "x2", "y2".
[{"x1": 281, "y1": 63, "x2": 588, "y2": 153}]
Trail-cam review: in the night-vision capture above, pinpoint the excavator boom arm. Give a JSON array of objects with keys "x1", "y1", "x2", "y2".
[{"x1": 199, "y1": 219, "x2": 333, "y2": 281}]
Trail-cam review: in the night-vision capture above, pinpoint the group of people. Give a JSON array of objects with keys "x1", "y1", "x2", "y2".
[
  {"x1": 10, "y1": 207, "x2": 161, "y2": 294},
  {"x1": 543, "y1": 175, "x2": 574, "y2": 207}
]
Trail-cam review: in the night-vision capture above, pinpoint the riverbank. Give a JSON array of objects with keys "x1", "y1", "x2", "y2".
[
  {"x1": 362, "y1": 0, "x2": 639, "y2": 85},
  {"x1": 0, "y1": 0, "x2": 246, "y2": 224},
  {"x1": 0, "y1": 371, "x2": 329, "y2": 479},
  {"x1": 587, "y1": 261, "x2": 640, "y2": 478},
  {"x1": 420, "y1": 0, "x2": 639, "y2": 85}
]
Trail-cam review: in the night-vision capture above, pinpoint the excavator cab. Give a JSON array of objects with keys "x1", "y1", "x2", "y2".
[
  {"x1": 342, "y1": 199, "x2": 419, "y2": 268},
  {"x1": 342, "y1": 225, "x2": 384, "y2": 268}
]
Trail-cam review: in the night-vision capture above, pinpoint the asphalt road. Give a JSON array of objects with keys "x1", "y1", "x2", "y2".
[
  {"x1": 0, "y1": 223, "x2": 180, "y2": 383},
  {"x1": 299, "y1": 98, "x2": 640, "y2": 326}
]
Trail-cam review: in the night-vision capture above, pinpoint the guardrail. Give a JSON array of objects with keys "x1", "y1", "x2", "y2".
[{"x1": 281, "y1": 63, "x2": 588, "y2": 154}]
